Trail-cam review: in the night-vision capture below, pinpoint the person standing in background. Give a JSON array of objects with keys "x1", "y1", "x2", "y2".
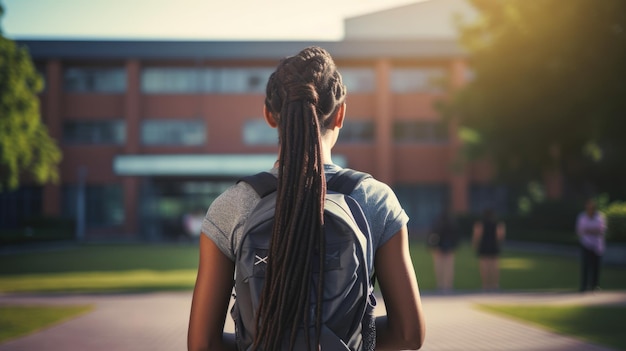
[
  {"x1": 472, "y1": 208, "x2": 506, "y2": 291},
  {"x1": 577, "y1": 199, "x2": 606, "y2": 292},
  {"x1": 428, "y1": 210, "x2": 459, "y2": 293}
]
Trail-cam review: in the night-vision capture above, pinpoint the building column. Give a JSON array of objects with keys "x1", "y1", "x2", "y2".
[
  {"x1": 43, "y1": 60, "x2": 62, "y2": 217},
  {"x1": 448, "y1": 59, "x2": 468, "y2": 213},
  {"x1": 123, "y1": 59, "x2": 141, "y2": 236},
  {"x1": 375, "y1": 59, "x2": 393, "y2": 184}
]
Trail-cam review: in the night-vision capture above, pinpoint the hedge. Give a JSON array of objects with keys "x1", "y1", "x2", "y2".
[
  {"x1": 604, "y1": 201, "x2": 626, "y2": 243},
  {"x1": 0, "y1": 217, "x2": 75, "y2": 245}
]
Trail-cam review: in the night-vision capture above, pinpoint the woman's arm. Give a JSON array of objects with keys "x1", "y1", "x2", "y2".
[
  {"x1": 375, "y1": 225, "x2": 425, "y2": 350},
  {"x1": 497, "y1": 222, "x2": 506, "y2": 242},
  {"x1": 188, "y1": 234, "x2": 237, "y2": 351},
  {"x1": 472, "y1": 222, "x2": 482, "y2": 250}
]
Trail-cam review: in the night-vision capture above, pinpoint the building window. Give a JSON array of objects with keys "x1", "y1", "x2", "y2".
[
  {"x1": 469, "y1": 184, "x2": 509, "y2": 215},
  {"x1": 338, "y1": 120, "x2": 374, "y2": 143},
  {"x1": 141, "y1": 67, "x2": 273, "y2": 94},
  {"x1": 214, "y1": 68, "x2": 273, "y2": 93},
  {"x1": 63, "y1": 120, "x2": 126, "y2": 145},
  {"x1": 340, "y1": 67, "x2": 375, "y2": 93},
  {"x1": 141, "y1": 119, "x2": 205, "y2": 146},
  {"x1": 62, "y1": 184, "x2": 124, "y2": 227},
  {"x1": 395, "y1": 184, "x2": 449, "y2": 231},
  {"x1": 243, "y1": 119, "x2": 276, "y2": 145},
  {"x1": 393, "y1": 120, "x2": 448, "y2": 143},
  {"x1": 64, "y1": 67, "x2": 126, "y2": 93},
  {"x1": 0, "y1": 186, "x2": 42, "y2": 229},
  {"x1": 390, "y1": 67, "x2": 447, "y2": 93},
  {"x1": 141, "y1": 68, "x2": 204, "y2": 93}
]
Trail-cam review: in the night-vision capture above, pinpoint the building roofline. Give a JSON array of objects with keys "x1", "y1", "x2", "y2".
[
  {"x1": 345, "y1": 0, "x2": 431, "y2": 21},
  {"x1": 16, "y1": 38, "x2": 465, "y2": 61}
]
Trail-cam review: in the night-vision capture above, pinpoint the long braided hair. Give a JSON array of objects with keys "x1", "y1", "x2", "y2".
[{"x1": 253, "y1": 47, "x2": 347, "y2": 350}]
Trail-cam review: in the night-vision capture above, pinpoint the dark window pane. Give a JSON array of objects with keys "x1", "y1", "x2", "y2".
[
  {"x1": 469, "y1": 184, "x2": 509, "y2": 215},
  {"x1": 338, "y1": 120, "x2": 374, "y2": 143},
  {"x1": 340, "y1": 67, "x2": 375, "y2": 93},
  {"x1": 215, "y1": 68, "x2": 273, "y2": 93},
  {"x1": 64, "y1": 67, "x2": 126, "y2": 93},
  {"x1": 141, "y1": 68, "x2": 202, "y2": 93},
  {"x1": 391, "y1": 67, "x2": 447, "y2": 93},
  {"x1": 141, "y1": 67, "x2": 274, "y2": 94},
  {"x1": 243, "y1": 119, "x2": 276, "y2": 145},
  {"x1": 0, "y1": 186, "x2": 43, "y2": 229},
  {"x1": 63, "y1": 120, "x2": 126, "y2": 144},
  {"x1": 141, "y1": 120, "x2": 206, "y2": 146},
  {"x1": 394, "y1": 184, "x2": 449, "y2": 231},
  {"x1": 62, "y1": 184, "x2": 124, "y2": 227},
  {"x1": 393, "y1": 120, "x2": 448, "y2": 143}
]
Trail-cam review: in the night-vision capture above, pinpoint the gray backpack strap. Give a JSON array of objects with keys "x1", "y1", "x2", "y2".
[
  {"x1": 238, "y1": 172, "x2": 277, "y2": 198},
  {"x1": 327, "y1": 168, "x2": 371, "y2": 195}
]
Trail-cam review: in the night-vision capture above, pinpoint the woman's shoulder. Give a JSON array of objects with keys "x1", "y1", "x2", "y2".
[
  {"x1": 353, "y1": 173, "x2": 395, "y2": 197},
  {"x1": 207, "y1": 181, "x2": 261, "y2": 218}
]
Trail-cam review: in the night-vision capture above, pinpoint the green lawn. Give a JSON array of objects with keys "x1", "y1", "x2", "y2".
[
  {"x1": 0, "y1": 244, "x2": 200, "y2": 293},
  {"x1": 0, "y1": 242, "x2": 625, "y2": 293},
  {"x1": 477, "y1": 304, "x2": 626, "y2": 350},
  {"x1": 410, "y1": 243, "x2": 626, "y2": 291},
  {"x1": 0, "y1": 305, "x2": 94, "y2": 343},
  {"x1": 0, "y1": 242, "x2": 625, "y2": 347}
]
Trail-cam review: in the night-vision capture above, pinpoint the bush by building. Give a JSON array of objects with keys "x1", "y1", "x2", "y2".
[
  {"x1": 604, "y1": 201, "x2": 626, "y2": 243},
  {"x1": 0, "y1": 217, "x2": 75, "y2": 245}
]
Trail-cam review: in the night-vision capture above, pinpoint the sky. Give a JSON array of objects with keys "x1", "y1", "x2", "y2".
[{"x1": 2, "y1": 0, "x2": 423, "y2": 41}]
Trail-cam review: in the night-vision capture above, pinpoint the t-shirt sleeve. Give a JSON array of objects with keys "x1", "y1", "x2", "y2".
[
  {"x1": 201, "y1": 183, "x2": 260, "y2": 261},
  {"x1": 353, "y1": 178, "x2": 409, "y2": 251}
]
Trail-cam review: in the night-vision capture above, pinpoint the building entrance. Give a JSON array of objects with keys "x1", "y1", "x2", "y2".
[{"x1": 139, "y1": 177, "x2": 233, "y2": 241}]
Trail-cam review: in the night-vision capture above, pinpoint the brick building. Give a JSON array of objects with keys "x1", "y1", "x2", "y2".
[{"x1": 4, "y1": 0, "x2": 503, "y2": 240}]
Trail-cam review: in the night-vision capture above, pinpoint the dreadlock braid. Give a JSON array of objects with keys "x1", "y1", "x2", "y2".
[{"x1": 253, "y1": 47, "x2": 347, "y2": 351}]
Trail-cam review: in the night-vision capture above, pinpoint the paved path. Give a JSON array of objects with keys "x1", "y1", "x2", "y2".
[{"x1": 1, "y1": 291, "x2": 624, "y2": 351}]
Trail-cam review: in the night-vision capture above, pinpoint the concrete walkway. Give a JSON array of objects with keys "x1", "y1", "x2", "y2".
[{"x1": 0, "y1": 291, "x2": 624, "y2": 351}]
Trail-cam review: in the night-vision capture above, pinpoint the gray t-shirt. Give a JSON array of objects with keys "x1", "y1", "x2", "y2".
[{"x1": 202, "y1": 164, "x2": 409, "y2": 263}]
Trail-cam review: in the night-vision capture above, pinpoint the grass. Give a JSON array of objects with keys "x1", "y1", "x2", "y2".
[
  {"x1": 0, "y1": 241, "x2": 625, "y2": 293},
  {"x1": 477, "y1": 304, "x2": 626, "y2": 350},
  {"x1": 410, "y1": 243, "x2": 626, "y2": 291},
  {"x1": 0, "y1": 241, "x2": 624, "y2": 347},
  {"x1": 0, "y1": 305, "x2": 94, "y2": 343},
  {"x1": 0, "y1": 244, "x2": 200, "y2": 293}
]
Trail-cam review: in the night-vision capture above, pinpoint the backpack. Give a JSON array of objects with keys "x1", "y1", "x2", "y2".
[{"x1": 231, "y1": 168, "x2": 377, "y2": 351}]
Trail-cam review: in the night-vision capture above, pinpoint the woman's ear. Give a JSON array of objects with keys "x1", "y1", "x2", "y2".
[
  {"x1": 263, "y1": 105, "x2": 278, "y2": 128},
  {"x1": 334, "y1": 103, "x2": 346, "y2": 129}
]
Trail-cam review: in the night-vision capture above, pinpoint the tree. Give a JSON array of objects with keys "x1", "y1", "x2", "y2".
[
  {"x1": 0, "y1": 3, "x2": 61, "y2": 191},
  {"x1": 444, "y1": 0, "x2": 626, "y2": 198}
]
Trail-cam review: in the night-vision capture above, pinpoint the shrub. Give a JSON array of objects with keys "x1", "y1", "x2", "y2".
[
  {"x1": 604, "y1": 202, "x2": 626, "y2": 243},
  {"x1": 499, "y1": 200, "x2": 581, "y2": 245},
  {"x1": 0, "y1": 217, "x2": 75, "y2": 245}
]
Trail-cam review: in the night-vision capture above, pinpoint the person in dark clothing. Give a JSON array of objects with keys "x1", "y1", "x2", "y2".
[
  {"x1": 428, "y1": 210, "x2": 459, "y2": 292},
  {"x1": 576, "y1": 199, "x2": 606, "y2": 292},
  {"x1": 472, "y1": 208, "x2": 506, "y2": 291}
]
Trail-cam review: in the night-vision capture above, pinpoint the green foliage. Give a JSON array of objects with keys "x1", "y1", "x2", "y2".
[
  {"x1": 443, "y1": 0, "x2": 626, "y2": 193},
  {"x1": 504, "y1": 199, "x2": 581, "y2": 245},
  {"x1": 604, "y1": 201, "x2": 626, "y2": 242},
  {"x1": 0, "y1": 7, "x2": 61, "y2": 192}
]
